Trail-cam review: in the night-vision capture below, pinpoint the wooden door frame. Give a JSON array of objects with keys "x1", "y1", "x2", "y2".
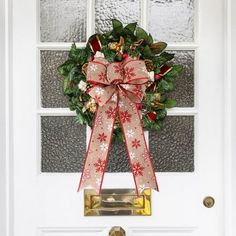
[
  {"x1": 0, "y1": 0, "x2": 7, "y2": 235},
  {"x1": 0, "y1": 0, "x2": 235, "y2": 235}
]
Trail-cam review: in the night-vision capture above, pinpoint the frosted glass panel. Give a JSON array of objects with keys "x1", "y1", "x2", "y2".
[
  {"x1": 148, "y1": 0, "x2": 194, "y2": 42},
  {"x1": 95, "y1": 0, "x2": 141, "y2": 34},
  {"x1": 40, "y1": 50, "x2": 69, "y2": 108},
  {"x1": 40, "y1": 0, "x2": 87, "y2": 42},
  {"x1": 40, "y1": 50, "x2": 194, "y2": 108},
  {"x1": 41, "y1": 116, "x2": 194, "y2": 172},
  {"x1": 149, "y1": 116, "x2": 194, "y2": 172},
  {"x1": 41, "y1": 116, "x2": 86, "y2": 172},
  {"x1": 168, "y1": 50, "x2": 194, "y2": 107}
]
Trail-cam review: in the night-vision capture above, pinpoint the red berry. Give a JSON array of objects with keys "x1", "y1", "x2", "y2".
[
  {"x1": 154, "y1": 74, "x2": 162, "y2": 80},
  {"x1": 122, "y1": 52, "x2": 128, "y2": 59},
  {"x1": 147, "y1": 112, "x2": 156, "y2": 121}
]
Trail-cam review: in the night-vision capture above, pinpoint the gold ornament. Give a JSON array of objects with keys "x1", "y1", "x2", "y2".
[
  {"x1": 154, "y1": 93, "x2": 161, "y2": 102},
  {"x1": 82, "y1": 98, "x2": 97, "y2": 113},
  {"x1": 144, "y1": 59, "x2": 154, "y2": 72},
  {"x1": 108, "y1": 36, "x2": 125, "y2": 53},
  {"x1": 88, "y1": 103, "x2": 97, "y2": 113},
  {"x1": 151, "y1": 93, "x2": 163, "y2": 108}
]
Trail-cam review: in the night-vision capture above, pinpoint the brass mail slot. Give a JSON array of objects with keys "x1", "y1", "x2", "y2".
[{"x1": 84, "y1": 188, "x2": 151, "y2": 216}]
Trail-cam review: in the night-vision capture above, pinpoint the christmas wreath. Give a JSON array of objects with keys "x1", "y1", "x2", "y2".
[
  {"x1": 58, "y1": 19, "x2": 182, "y2": 142},
  {"x1": 58, "y1": 19, "x2": 183, "y2": 194}
]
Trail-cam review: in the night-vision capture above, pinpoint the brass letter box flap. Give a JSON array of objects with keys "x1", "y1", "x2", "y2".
[{"x1": 84, "y1": 188, "x2": 151, "y2": 216}]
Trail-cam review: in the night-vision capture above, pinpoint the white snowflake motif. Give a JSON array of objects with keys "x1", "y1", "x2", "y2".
[
  {"x1": 95, "y1": 115, "x2": 103, "y2": 127},
  {"x1": 107, "y1": 123, "x2": 113, "y2": 131},
  {"x1": 100, "y1": 143, "x2": 108, "y2": 152},
  {"x1": 122, "y1": 84, "x2": 130, "y2": 90},
  {"x1": 90, "y1": 64, "x2": 98, "y2": 72},
  {"x1": 95, "y1": 87, "x2": 104, "y2": 95},
  {"x1": 129, "y1": 102, "x2": 137, "y2": 110},
  {"x1": 119, "y1": 100, "x2": 124, "y2": 108},
  {"x1": 111, "y1": 94, "x2": 117, "y2": 102},
  {"x1": 138, "y1": 184, "x2": 146, "y2": 193},
  {"x1": 126, "y1": 129, "x2": 135, "y2": 138},
  {"x1": 142, "y1": 150, "x2": 150, "y2": 162},
  {"x1": 96, "y1": 177, "x2": 102, "y2": 186},
  {"x1": 81, "y1": 169, "x2": 91, "y2": 185},
  {"x1": 130, "y1": 152, "x2": 135, "y2": 160}
]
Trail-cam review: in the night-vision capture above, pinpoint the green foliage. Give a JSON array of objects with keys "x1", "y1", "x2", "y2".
[
  {"x1": 150, "y1": 42, "x2": 167, "y2": 54},
  {"x1": 124, "y1": 22, "x2": 137, "y2": 34},
  {"x1": 57, "y1": 19, "x2": 183, "y2": 141}
]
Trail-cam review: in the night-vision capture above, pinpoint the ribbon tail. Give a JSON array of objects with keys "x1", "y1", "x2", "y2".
[
  {"x1": 77, "y1": 99, "x2": 118, "y2": 194},
  {"x1": 118, "y1": 94, "x2": 159, "y2": 195}
]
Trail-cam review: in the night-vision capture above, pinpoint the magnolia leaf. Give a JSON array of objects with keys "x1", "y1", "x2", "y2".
[
  {"x1": 147, "y1": 33, "x2": 154, "y2": 45},
  {"x1": 150, "y1": 42, "x2": 167, "y2": 54},
  {"x1": 112, "y1": 19, "x2": 123, "y2": 33},
  {"x1": 164, "y1": 65, "x2": 183, "y2": 81},
  {"x1": 124, "y1": 22, "x2": 137, "y2": 33},
  {"x1": 136, "y1": 27, "x2": 149, "y2": 41},
  {"x1": 156, "y1": 52, "x2": 175, "y2": 66}
]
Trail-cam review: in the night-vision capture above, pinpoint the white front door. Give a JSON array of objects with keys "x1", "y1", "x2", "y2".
[{"x1": 12, "y1": 0, "x2": 225, "y2": 235}]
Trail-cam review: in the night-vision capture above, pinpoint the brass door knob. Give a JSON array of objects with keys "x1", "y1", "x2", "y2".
[
  {"x1": 203, "y1": 196, "x2": 215, "y2": 208},
  {"x1": 109, "y1": 226, "x2": 126, "y2": 236}
]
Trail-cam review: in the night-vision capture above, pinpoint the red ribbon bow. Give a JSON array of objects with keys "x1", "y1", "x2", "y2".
[{"x1": 78, "y1": 56, "x2": 158, "y2": 194}]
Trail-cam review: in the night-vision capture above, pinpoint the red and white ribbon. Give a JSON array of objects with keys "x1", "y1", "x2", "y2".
[{"x1": 78, "y1": 56, "x2": 159, "y2": 195}]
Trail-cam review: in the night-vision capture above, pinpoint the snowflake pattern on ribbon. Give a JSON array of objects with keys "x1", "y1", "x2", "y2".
[{"x1": 78, "y1": 57, "x2": 159, "y2": 195}]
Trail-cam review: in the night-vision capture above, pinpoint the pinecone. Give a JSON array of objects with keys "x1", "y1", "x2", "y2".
[{"x1": 144, "y1": 59, "x2": 154, "y2": 72}]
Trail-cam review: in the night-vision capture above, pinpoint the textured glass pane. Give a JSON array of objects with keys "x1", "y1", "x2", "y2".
[
  {"x1": 41, "y1": 116, "x2": 193, "y2": 172},
  {"x1": 40, "y1": 0, "x2": 87, "y2": 42},
  {"x1": 95, "y1": 0, "x2": 141, "y2": 34},
  {"x1": 149, "y1": 116, "x2": 194, "y2": 172},
  {"x1": 41, "y1": 116, "x2": 86, "y2": 172},
  {"x1": 168, "y1": 50, "x2": 194, "y2": 107},
  {"x1": 41, "y1": 50, "x2": 69, "y2": 108},
  {"x1": 148, "y1": 0, "x2": 194, "y2": 42},
  {"x1": 107, "y1": 116, "x2": 194, "y2": 172},
  {"x1": 41, "y1": 50, "x2": 194, "y2": 108}
]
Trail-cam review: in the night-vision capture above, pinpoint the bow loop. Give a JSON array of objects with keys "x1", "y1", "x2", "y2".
[{"x1": 86, "y1": 56, "x2": 149, "y2": 105}]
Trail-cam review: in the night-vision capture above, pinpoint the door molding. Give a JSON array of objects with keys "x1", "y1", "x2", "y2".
[
  {"x1": 0, "y1": 0, "x2": 7, "y2": 234},
  {"x1": 224, "y1": 0, "x2": 235, "y2": 236},
  {"x1": 0, "y1": 0, "x2": 13, "y2": 236},
  {"x1": 0, "y1": 0, "x2": 235, "y2": 235}
]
